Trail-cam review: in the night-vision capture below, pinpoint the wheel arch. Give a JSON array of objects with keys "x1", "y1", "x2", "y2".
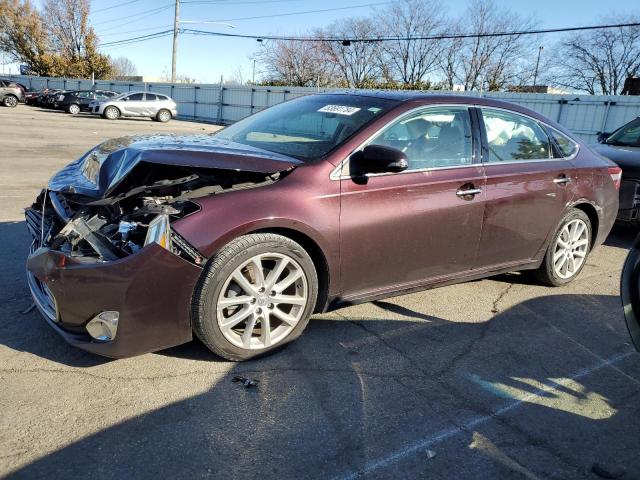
[
  {"x1": 103, "y1": 104, "x2": 120, "y2": 116},
  {"x1": 571, "y1": 201, "x2": 599, "y2": 247},
  {"x1": 249, "y1": 227, "x2": 331, "y2": 313}
]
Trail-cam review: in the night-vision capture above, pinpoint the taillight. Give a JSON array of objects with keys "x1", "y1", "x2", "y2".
[{"x1": 608, "y1": 166, "x2": 622, "y2": 190}]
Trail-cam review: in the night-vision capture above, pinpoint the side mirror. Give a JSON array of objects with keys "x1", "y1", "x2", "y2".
[
  {"x1": 350, "y1": 145, "x2": 409, "y2": 176},
  {"x1": 597, "y1": 132, "x2": 611, "y2": 143}
]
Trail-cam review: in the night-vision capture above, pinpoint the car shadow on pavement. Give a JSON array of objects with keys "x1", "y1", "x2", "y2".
[
  {"x1": 604, "y1": 223, "x2": 639, "y2": 249},
  {"x1": 4, "y1": 288, "x2": 640, "y2": 479}
]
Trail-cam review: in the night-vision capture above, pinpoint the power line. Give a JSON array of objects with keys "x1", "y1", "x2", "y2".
[
  {"x1": 96, "y1": 20, "x2": 640, "y2": 49},
  {"x1": 100, "y1": 24, "x2": 174, "y2": 37},
  {"x1": 100, "y1": 30, "x2": 174, "y2": 47},
  {"x1": 93, "y1": 4, "x2": 173, "y2": 26},
  {"x1": 183, "y1": 21, "x2": 640, "y2": 43},
  {"x1": 187, "y1": 2, "x2": 391, "y2": 23},
  {"x1": 92, "y1": 0, "x2": 143, "y2": 14},
  {"x1": 182, "y1": 0, "x2": 304, "y2": 4}
]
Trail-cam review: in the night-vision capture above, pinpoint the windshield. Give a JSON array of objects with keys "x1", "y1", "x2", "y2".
[
  {"x1": 215, "y1": 94, "x2": 397, "y2": 160},
  {"x1": 606, "y1": 118, "x2": 640, "y2": 147}
]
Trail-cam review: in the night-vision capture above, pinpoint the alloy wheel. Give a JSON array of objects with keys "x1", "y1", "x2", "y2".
[
  {"x1": 4, "y1": 96, "x2": 17, "y2": 107},
  {"x1": 69, "y1": 104, "x2": 80, "y2": 114},
  {"x1": 105, "y1": 106, "x2": 119, "y2": 119},
  {"x1": 216, "y1": 253, "x2": 308, "y2": 350},
  {"x1": 552, "y1": 218, "x2": 589, "y2": 279},
  {"x1": 158, "y1": 110, "x2": 171, "y2": 122}
]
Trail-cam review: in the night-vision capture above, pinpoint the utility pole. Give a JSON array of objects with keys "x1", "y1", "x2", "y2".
[
  {"x1": 533, "y1": 45, "x2": 544, "y2": 88},
  {"x1": 171, "y1": 0, "x2": 180, "y2": 83}
]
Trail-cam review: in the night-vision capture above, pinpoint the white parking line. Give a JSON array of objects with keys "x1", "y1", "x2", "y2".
[{"x1": 331, "y1": 350, "x2": 635, "y2": 480}]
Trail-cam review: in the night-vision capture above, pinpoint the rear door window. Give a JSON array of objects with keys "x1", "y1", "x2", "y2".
[
  {"x1": 127, "y1": 93, "x2": 144, "y2": 101},
  {"x1": 145, "y1": 93, "x2": 157, "y2": 101},
  {"x1": 481, "y1": 109, "x2": 552, "y2": 162}
]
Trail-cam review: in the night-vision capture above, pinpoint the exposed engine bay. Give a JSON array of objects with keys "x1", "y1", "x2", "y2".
[{"x1": 26, "y1": 162, "x2": 284, "y2": 264}]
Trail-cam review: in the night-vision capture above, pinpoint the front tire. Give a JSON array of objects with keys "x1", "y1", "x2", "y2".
[
  {"x1": 193, "y1": 233, "x2": 318, "y2": 361},
  {"x1": 3, "y1": 95, "x2": 18, "y2": 107},
  {"x1": 535, "y1": 208, "x2": 591, "y2": 286},
  {"x1": 103, "y1": 106, "x2": 120, "y2": 120},
  {"x1": 156, "y1": 109, "x2": 171, "y2": 123}
]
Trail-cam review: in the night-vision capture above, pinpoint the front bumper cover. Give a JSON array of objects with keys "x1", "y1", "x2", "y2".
[{"x1": 26, "y1": 243, "x2": 202, "y2": 358}]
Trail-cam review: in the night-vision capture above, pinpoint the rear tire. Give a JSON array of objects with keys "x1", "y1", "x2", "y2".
[
  {"x1": 103, "y1": 106, "x2": 120, "y2": 120},
  {"x1": 156, "y1": 109, "x2": 171, "y2": 123},
  {"x1": 192, "y1": 233, "x2": 318, "y2": 361},
  {"x1": 67, "y1": 103, "x2": 80, "y2": 115},
  {"x1": 3, "y1": 95, "x2": 18, "y2": 107},
  {"x1": 535, "y1": 208, "x2": 591, "y2": 286}
]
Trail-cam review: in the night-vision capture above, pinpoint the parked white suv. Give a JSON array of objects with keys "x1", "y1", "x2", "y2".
[{"x1": 89, "y1": 91, "x2": 178, "y2": 122}]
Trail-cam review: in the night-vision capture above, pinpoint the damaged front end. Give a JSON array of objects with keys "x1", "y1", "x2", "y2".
[{"x1": 25, "y1": 134, "x2": 297, "y2": 357}]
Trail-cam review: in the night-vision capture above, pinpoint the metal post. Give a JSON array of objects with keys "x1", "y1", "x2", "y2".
[
  {"x1": 171, "y1": 0, "x2": 180, "y2": 83},
  {"x1": 252, "y1": 59, "x2": 256, "y2": 84},
  {"x1": 533, "y1": 46, "x2": 544, "y2": 88},
  {"x1": 217, "y1": 75, "x2": 224, "y2": 123},
  {"x1": 600, "y1": 101, "x2": 615, "y2": 134}
]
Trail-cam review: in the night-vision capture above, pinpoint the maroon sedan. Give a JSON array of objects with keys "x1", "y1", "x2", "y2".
[{"x1": 26, "y1": 93, "x2": 620, "y2": 360}]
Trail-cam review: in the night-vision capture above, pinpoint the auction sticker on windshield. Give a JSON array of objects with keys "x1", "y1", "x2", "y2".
[{"x1": 318, "y1": 105, "x2": 361, "y2": 116}]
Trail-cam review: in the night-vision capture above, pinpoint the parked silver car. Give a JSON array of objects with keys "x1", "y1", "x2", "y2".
[{"x1": 89, "y1": 91, "x2": 178, "y2": 122}]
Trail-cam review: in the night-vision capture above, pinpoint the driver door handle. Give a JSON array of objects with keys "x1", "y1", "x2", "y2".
[{"x1": 456, "y1": 187, "x2": 482, "y2": 197}]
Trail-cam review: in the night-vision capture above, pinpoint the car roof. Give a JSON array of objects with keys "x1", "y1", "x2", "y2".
[{"x1": 321, "y1": 91, "x2": 569, "y2": 134}]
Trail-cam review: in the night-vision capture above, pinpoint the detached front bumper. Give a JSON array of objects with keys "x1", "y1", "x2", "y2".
[{"x1": 26, "y1": 242, "x2": 202, "y2": 358}]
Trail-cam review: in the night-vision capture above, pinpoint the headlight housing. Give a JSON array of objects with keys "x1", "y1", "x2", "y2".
[{"x1": 144, "y1": 214, "x2": 172, "y2": 250}]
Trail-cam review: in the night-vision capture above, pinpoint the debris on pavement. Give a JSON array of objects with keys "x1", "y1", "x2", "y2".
[
  {"x1": 425, "y1": 449, "x2": 436, "y2": 459},
  {"x1": 232, "y1": 375, "x2": 260, "y2": 388}
]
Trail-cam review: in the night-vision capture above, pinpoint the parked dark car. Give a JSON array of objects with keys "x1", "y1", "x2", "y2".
[
  {"x1": 37, "y1": 89, "x2": 66, "y2": 109},
  {"x1": 24, "y1": 89, "x2": 41, "y2": 105},
  {"x1": 621, "y1": 232, "x2": 640, "y2": 352},
  {"x1": 592, "y1": 117, "x2": 640, "y2": 222},
  {"x1": 57, "y1": 89, "x2": 119, "y2": 114},
  {"x1": 0, "y1": 79, "x2": 25, "y2": 107},
  {"x1": 25, "y1": 93, "x2": 620, "y2": 361}
]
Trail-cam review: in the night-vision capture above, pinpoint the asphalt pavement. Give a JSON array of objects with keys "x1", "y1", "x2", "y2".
[{"x1": 1, "y1": 105, "x2": 640, "y2": 480}]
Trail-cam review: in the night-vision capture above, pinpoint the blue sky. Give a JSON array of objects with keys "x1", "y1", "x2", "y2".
[{"x1": 26, "y1": 0, "x2": 640, "y2": 82}]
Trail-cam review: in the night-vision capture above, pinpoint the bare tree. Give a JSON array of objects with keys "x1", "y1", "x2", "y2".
[
  {"x1": 109, "y1": 56, "x2": 137, "y2": 78},
  {"x1": 227, "y1": 64, "x2": 247, "y2": 85},
  {"x1": 379, "y1": 0, "x2": 446, "y2": 87},
  {"x1": 552, "y1": 19, "x2": 640, "y2": 95},
  {"x1": 253, "y1": 38, "x2": 332, "y2": 87},
  {"x1": 437, "y1": 20, "x2": 465, "y2": 90},
  {"x1": 319, "y1": 18, "x2": 382, "y2": 88},
  {"x1": 439, "y1": 0, "x2": 534, "y2": 91}
]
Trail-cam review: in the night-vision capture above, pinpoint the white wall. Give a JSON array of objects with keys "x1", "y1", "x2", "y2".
[{"x1": 8, "y1": 74, "x2": 640, "y2": 144}]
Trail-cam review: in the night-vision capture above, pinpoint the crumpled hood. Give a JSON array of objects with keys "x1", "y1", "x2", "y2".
[
  {"x1": 591, "y1": 143, "x2": 640, "y2": 178},
  {"x1": 48, "y1": 134, "x2": 301, "y2": 198}
]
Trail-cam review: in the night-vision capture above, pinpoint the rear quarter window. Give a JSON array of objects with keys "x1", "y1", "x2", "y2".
[{"x1": 549, "y1": 129, "x2": 579, "y2": 158}]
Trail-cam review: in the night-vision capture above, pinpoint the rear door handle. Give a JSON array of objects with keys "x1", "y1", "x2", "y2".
[{"x1": 553, "y1": 175, "x2": 571, "y2": 185}]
